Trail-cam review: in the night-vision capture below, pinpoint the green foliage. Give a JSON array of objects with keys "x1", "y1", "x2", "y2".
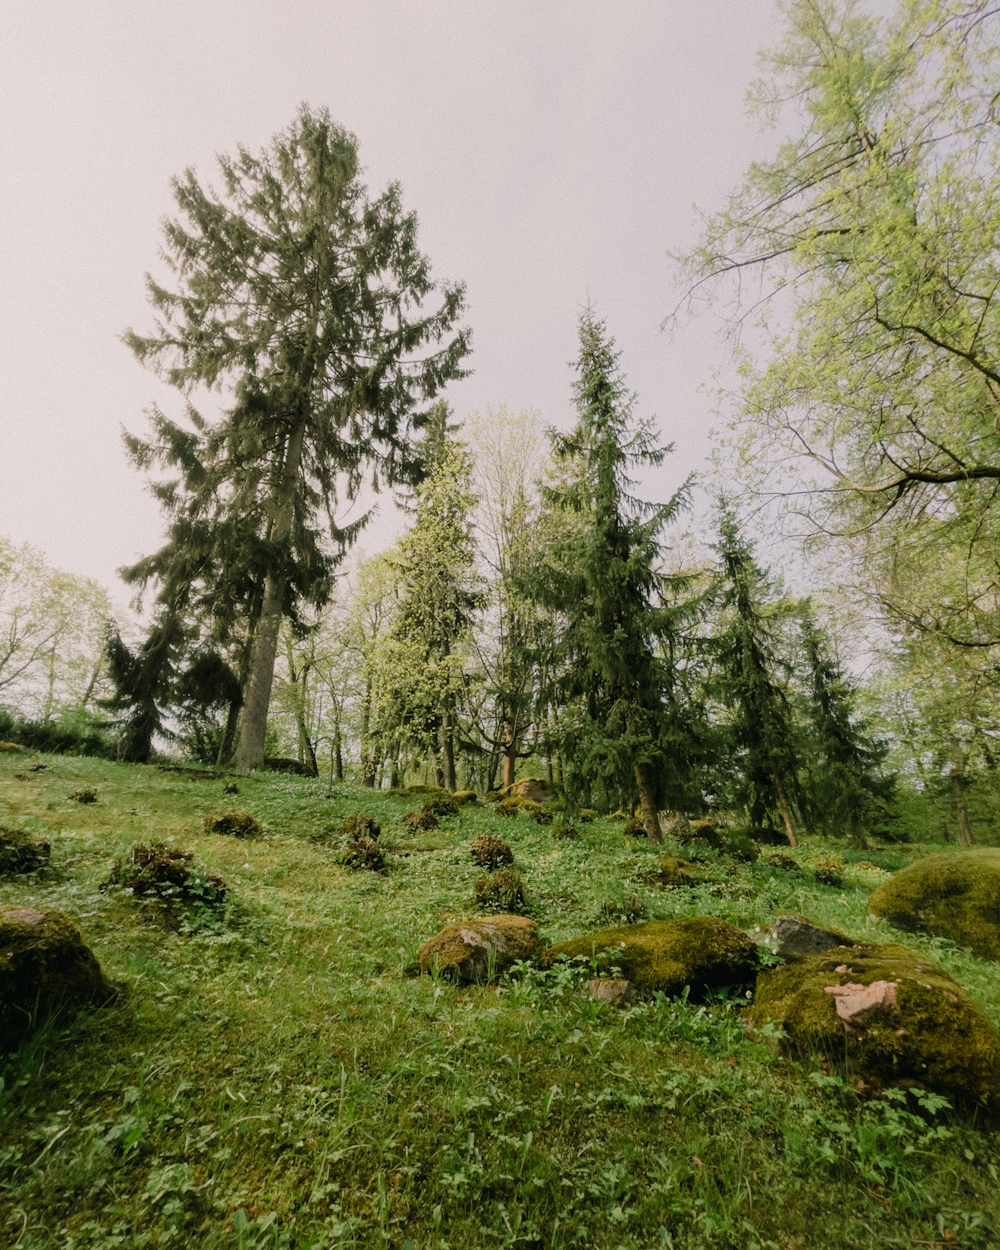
[
  {"x1": 337, "y1": 813, "x2": 381, "y2": 840},
  {"x1": 338, "y1": 835, "x2": 385, "y2": 872},
  {"x1": 100, "y1": 842, "x2": 227, "y2": 908},
  {"x1": 474, "y1": 866, "x2": 526, "y2": 912},
  {"x1": 0, "y1": 827, "x2": 50, "y2": 875},
  {"x1": 529, "y1": 311, "x2": 700, "y2": 830},
  {"x1": 470, "y1": 833, "x2": 514, "y2": 869}
]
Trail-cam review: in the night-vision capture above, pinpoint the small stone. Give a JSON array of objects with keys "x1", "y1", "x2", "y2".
[
  {"x1": 824, "y1": 979, "x2": 899, "y2": 1027},
  {"x1": 585, "y1": 978, "x2": 639, "y2": 1009}
]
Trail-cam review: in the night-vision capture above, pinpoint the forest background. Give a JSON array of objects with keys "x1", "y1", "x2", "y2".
[{"x1": 3, "y1": 0, "x2": 1000, "y2": 849}]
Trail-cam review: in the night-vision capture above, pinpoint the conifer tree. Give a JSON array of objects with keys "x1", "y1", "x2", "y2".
[
  {"x1": 713, "y1": 513, "x2": 804, "y2": 845},
  {"x1": 124, "y1": 106, "x2": 470, "y2": 769},
  {"x1": 800, "y1": 609, "x2": 893, "y2": 847},
  {"x1": 385, "y1": 403, "x2": 481, "y2": 790},
  {"x1": 533, "y1": 311, "x2": 695, "y2": 841}
]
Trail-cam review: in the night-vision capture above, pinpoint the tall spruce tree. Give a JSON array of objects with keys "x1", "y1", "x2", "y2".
[
  {"x1": 713, "y1": 513, "x2": 805, "y2": 845},
  {"x1": 124, "y1": 106, "x2": 470, "y2": 769},
  {"x1": 533, "y1": 311, "x2": 695, "y2": 841},
  {"x1": 799, "y1": 608, "x2": 893, "y2": 847}
]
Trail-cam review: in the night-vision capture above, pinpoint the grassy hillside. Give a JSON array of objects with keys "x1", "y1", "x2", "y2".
[{"x1": 2, "y1": 752, "x2": 999, "y2": 1250}]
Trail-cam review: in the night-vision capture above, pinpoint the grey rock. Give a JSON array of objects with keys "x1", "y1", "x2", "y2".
[
  {"x1": 586, "y1": 978, "x2": 640, "y2": 1009},
  {"x1": 766, "y1": 916, "x2": 852, "y2": 958}
]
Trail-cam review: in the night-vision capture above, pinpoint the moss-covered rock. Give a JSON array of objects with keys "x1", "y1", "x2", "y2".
[
  {"x1": 0, "y1": 742, "x2": 24, "y2": 753},
  {"x1": 204, "y1": 810, "x2": 261, "y2": 837},
  {"x1": 657, "y1": 856, "x2": 703, "y2": 887},
  {"x1": 747, "y1": 942, "x2": 1000, "y2": 1112},
  {"x1": 0, "y1": 907, "x2": 117, "y2": 1047},
  {"x1": 417, "y1": 915, "x2": 543, "y2": 983},
  {"x1": 0, "y1": 827, "x2": 51, "y2": 875},
  {"x1": 543, "y1": 917, "x2": 756, "y2": 998},
  {"x1": 452, "y1": 790, "x2": 478, "y2": 805},
  {"x1": 868, "y1": 850, "x2": 1000, "y2": 962}
]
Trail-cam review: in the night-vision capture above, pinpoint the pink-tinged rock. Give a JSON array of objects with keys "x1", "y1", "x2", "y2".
[{"x1": 824, "y1": 980, "x2": 898, "y2": 1027}]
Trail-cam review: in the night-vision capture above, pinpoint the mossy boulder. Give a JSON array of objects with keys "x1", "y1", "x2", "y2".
[
  {"x1": 204, "y1": 810, "x2": 261, "y2": 838},
  {"x1": 543, "y1": 917, "x2": 756, "y2": 999},
  {"x1": 747, "y1": 942, "x2": 1000, "y2": 1113},
  {"x1": 0, "y1": 742, "x2": 24, "y2": 753},
  {"x1": 417, "y1": 915, "x2": 543, "y2": 984},
  {"x1": 0, "y1": 907, "x2": 117, "y2": 1047},
  {"x1": 657, "y1": 856, "x2": 703, "y2": 888},
  {"x1": 868, "y1": 849, "x2": 1000, "y2": 962},
  {"x1": 452, "y1": 790, "x2": 478, "y2": 806}
]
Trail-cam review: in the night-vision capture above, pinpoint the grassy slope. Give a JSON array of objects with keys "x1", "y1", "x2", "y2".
[{"x1": 1, "y1": 752, "x2": 999, "y2": 1250}]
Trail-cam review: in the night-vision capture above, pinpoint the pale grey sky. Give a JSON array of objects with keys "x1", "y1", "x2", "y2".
[{"x1": 0, "y1": 1, "x2": 783, "y2": 603}]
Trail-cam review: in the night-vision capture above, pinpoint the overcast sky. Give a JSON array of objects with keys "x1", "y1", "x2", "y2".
[{"x1": 0, "y1": 0, "x2": 785, "y2": 606}]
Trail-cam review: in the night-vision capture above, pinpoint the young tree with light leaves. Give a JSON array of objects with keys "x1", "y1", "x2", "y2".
[
  {"x1": 124, "y1": 105, "x2": 470, "y2": 770},
  {"x1": 674, "y1": 0, "x2": 1000, "y2": 649}
]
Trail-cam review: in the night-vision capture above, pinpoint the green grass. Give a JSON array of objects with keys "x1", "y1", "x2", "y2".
[{"x1": 1, "y1": 753, "x2": 999, "y2": 1249}]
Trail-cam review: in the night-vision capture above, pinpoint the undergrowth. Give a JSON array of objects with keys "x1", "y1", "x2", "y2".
[{"x1": 0, "y1": 752, "x2": 998, "y2": 1248}]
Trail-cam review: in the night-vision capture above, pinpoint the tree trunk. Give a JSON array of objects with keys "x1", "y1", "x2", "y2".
[
  {"x1": 773, "y1": 776, "x2": 799, "y2": 848},
  {"x1": 234, "y1": 419, "x2": 307, "y2": 769},
  {"x1": 633, "y1": 760, "x2": 662, "y2": 844},
  {"x1": 441, "y1": 704, "x2": 457, "y2": 791},
  {"x1": 949, "y1": 738, "x2": 975, "y2": 845},
  {"x1": 334, "y1": 720, "x2": 344, "y2": 782},
  {"x1": 502, "y1": 702, "x2": 518, "y2": 790}
]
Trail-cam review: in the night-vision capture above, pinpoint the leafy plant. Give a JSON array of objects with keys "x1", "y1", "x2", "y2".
[
  {"x1": 0, "y1": 826, "x2": 50, "y2": 875},
  {"x1": 470, "y1": 834, "x2": 514, "y2": 869},
  {"x1": 338, "y1": 812, "x2": 381, "y2": 840},
  {"x1": 100, "y1": 842, "x2": 227, "y2": 906},
  {"x1": 475, "y1": 866, "x2": 525, "y2": 912}
]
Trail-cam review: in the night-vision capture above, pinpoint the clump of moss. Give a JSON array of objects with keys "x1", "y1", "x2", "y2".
[
  {"x1": 452, "y1": 790, "x2": 478, "y2": 805},
  {"x1": 0, "y1": 827, "x2": 51, "y2": 876},
  {"x1": 496, "y1": 797, "x2": 523, "y2": 818},
  {"x1": 0, "y1": 742, "x2": 24, "y2": 753},
  {"x1": 101, "y1": 843, "x2": 227, "y2": 907},
  {"x1": 475, "y1": 867, "x2": 525, "y2": 912},
  {"x1": 544, "y1": 917, "x2": 756, "y2": 999},
  {"x1": 767, "y1": 852, "x2": 799, "y2": 872},
  {"x1": 339, "y1": 836, "x2": 385, "y2": 871},
  {"x1": 1, "y1": 907, "x2": 117, "y2": 1047},
  {"x1": 471, "y1": 834, "x2": 514, "y2": 870},
  {"x1": 553, "y1": 824, "x2": 580, "y2": 840},
  {"x1": 678, "y1": 819, "x2": 723, "y2": 849},
  {"x1": 577, "y1": 809, "x2": 598, "y2": 823},
  {"x1": 403, "y1": 809, "x2": 439, "y2": 831},
  {"x1": 868, "y1": 849, "x2": 1000, "y2": 962},
  {"x1": 623, "y1": 817, "x2": 646, "y2": 838},
  {"x1": 422, "y1": 794, "x2": 461, "y2": 818},
  {"x1": 204, "y1": 810, "x2": 261, "y2": 838},
  {"x1": 68, "y1": 788, "x2": 97, "y2": 804},
  {"x1": 338, "y1": 812, "x2": 381, "y2": 840},
  {"x1": 657, "y1": 856, "x2": 703, "y2": 888},
  {"x1": 747, "y1": 941, "x2": 1000, "y2": 1112},
  {"x1": 530, "y1": 806, "x2": 553, "y2": 825},
  {"x1": 724, "y1": 831, "x2": 759, "y2": 863}
]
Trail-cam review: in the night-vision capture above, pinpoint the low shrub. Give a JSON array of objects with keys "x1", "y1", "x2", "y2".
[
  {"x1": 767, "y1": 851, "x2": 799, "y2": 872},
  {"x1": 598, "y1": 896, "x2": 647, "y2": 924},
  {"x1": 403, "y1": 809, "x2": 439, "y2": 831},
  {"x1": 0, "y1": 710, "x2": 115, "y2": 758},
  {"x1": 422, "y1": 794, "x2": 460, "y2": 818},
  {"x1": 475, "y1": 867, "x2": 525, "y2": 912},
  {"x1": 725, "y1": 831, "x2": 760, "y2": 862},
  {"x1": 338, "y1": 813, "x2": 381, "y2": 840},
  {"x1": 100, "y1": 843, "x2": 227, "y2": 906},
  {"x1": 623, "y1": 817, "x2": 645, "y2": 838},
  {"x1": 68, "y1": 788, "x2": 97, "y2": 804},
  {"x1": 577, "y1": 809, "x2": 597, "y2": 823},
  {"x1": 530, "y1": 806, "x2": 553, "y2": 824},
  {"x1": 471, "y1": 833, "x2": 514, "y2": 869},
  {"x1": 204, "y1": 810, "x2": 261, "y2": 838},
  {"x1": 0, "y1": 826, "x2": 51, "y2": 875},
  {"x1": 553, "y1": 824, "x2": 580, "y2": 840},
  {"x1": 812, "y1": 851, "x2": 846, "y2": 887},
  {"x1": 339, "y1": 836, "x2": 385, "y2": 871}
]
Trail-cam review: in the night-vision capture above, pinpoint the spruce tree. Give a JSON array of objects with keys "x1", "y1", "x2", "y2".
[
  {"x1": 533, "y1": 311, "x2": 695, "y2": 841},
  {"x1": 800, "y1": 609, "x2": 893, "y2": 847},
  {"x1": 124, "y1": 106, "x2": 470, "y2": 769},
  {"x1": 713, "y1": 513, "x2": 805, "y2": 845}
]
